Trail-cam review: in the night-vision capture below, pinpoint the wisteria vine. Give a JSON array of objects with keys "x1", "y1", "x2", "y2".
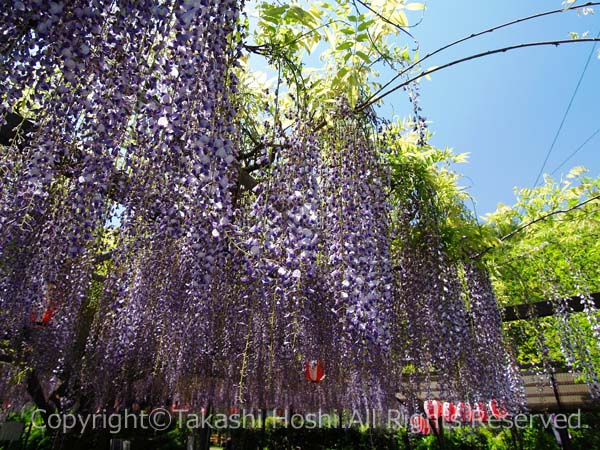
[{"x1": 3, "y1": 0, "x2": 584, "y2": 425}]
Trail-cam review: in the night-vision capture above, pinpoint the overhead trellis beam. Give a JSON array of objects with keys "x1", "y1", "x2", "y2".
[{"x1": 502, "y1": 293, "x2": 600, "y2": 322}]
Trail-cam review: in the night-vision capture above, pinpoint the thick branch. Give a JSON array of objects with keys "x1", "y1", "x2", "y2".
[
  {"x1": 499, "y1": 194, "x2": 600, "y2": 243},
  {"x1": 355, "y1": 0, "x2": 414, "y2": 40},
  {"x1": 238, "y1": 167, "x2": 258, "y2": 190},
  {"x1": 474, "y1": 193, "x2": 600, "y2": 259},
  {"x1": 26, "y1": 370, "x2": 52, "y2": 427},
  {"x1": 357, "y1": 38, "x2": 600, "y2": 111}
]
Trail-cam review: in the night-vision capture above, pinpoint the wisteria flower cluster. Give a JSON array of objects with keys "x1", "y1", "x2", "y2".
[{"x1": 1, "y1": 0, "x2": 528, "y2": 418}]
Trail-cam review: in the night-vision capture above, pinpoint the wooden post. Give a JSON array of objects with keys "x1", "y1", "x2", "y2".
[
  {"x1": 261, "y1": 408, "x2": 267, "y2": 448},
  {"x1": 428, "y1": 416, "x2": 445, "y2": 450},
  {"x1": 437, "y1": 416, "x2": 445, "y2": 449},
  {"x1": 402, "y1": 427, "x2": 412, "y2": 450},
  {"x1": 549, "y1": 372, "x2": 572, "y2": 450},
  {"x1": 198, "y1": 402, "x2": 212, "y2": 450}
]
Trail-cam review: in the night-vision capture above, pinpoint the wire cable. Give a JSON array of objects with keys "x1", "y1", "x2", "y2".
[
  {"x1": 550, "y1": 126, "x2": 600, "y2": 175},
  {"x1": 533, "y1": 30, "x2": 600, "y2": 187}
]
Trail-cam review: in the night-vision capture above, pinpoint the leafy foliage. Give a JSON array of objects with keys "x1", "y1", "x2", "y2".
[{"x1": 483, "y1": 169, "x2": 600, "y2": 392}]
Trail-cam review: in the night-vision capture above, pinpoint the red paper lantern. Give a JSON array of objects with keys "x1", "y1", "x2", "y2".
[
  {"x1": 31, "y1": 283, "x2": 59, "y2": 327},
  {"x1": 31, "y1": 302, "x2": 57, "y2": 326},
  {"x1": 41, "y1": 304, "x2": 56, "y2": 324},
  {"x1": 457, "y1": 402, "x2": 472, "y2": 423},
  {"x1": 442, "y1": 401, "x2": 457, "y2": 422},
  {"x1": 305, "y1": 360, "x2": 325, "y2": 383},
  {"x1": 410, "y1": 415, "x2": 431, "y2": 435},
  {"x1": 423, "y1": 400, "x2": 442, "y2": 419},
  {"x1": 472, "y1": 402, "x2": 488, "y2": 422},
  {"x1": 488, "y1": 399, "x2": 509, "y2": 419}
]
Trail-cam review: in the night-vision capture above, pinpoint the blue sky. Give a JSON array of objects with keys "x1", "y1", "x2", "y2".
[{"x1": 391, "y1": 0, "x2": 600, "y2": 216}]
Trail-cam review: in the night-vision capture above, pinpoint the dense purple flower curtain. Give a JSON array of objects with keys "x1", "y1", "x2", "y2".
[{"x1": 0, "y1": 1, "x2": 525, "y2": 414}]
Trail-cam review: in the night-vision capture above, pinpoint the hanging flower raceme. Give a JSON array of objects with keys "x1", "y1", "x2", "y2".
[
  {"x1": 388, "y1": 157, "x2": 524, "y2": 411},
  {"x1": 539, "y1": 275, "x2": 600, "y2": 400},
  {"x1": 81, "y1": 0, "x2": 244, "y2": 405},
  {"x1": 392, "y1": 234, "x2": 474, "y2": 402},
  {"x1": 200, "y1": 114, "x2": 400, "y2": 412},
  {"x1": 1, "y1": 0, "x2": 245, "y2": 408},
  {"x1": 223, "y1": 126, "x2": 342, "y2": 411},
  {"x1": 320, "y1": 112, "x2": 394, "y2": 347},
  {"x1": 464, "y1": 264, "x2": 526, "y2": 411},
  {"x1": 316, "y1": 111, "x2": 396, "y2": 410},
  {"x1": 0, "y1": 0, "x2": 173, "y2": 384}
]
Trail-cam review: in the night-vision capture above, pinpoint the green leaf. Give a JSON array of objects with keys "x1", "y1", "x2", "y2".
[
  {"x1": 336, "y1": 42, "x2": 354, "y2": 51},
  {"x1": 355, "y1": 33, "x2": 369, "y2": 43},
  {"x1": 262, "y1": 4, "x2": 289, "y2": 16},
  {"x1": 287, "y1": 5, "x2": 319, "y2": 27},
  {"x1": 331, "y1": 66, "x2": 351, "y2": 89},
  {"x1": 355, "y1": 51, "x2": 371, "y2": 64},
  {"x1": 347, "y1": 73, "x2": 359, "y2": 109},
  {"x1": 357, "y1": 20, "x2": 375, "y2": 31},
  {"x1": 405, "y1": 3, "x2": 425, "y2": 11},
  {"x1": 390, "y1": 10, "x2": 409, "y2": 27}
]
